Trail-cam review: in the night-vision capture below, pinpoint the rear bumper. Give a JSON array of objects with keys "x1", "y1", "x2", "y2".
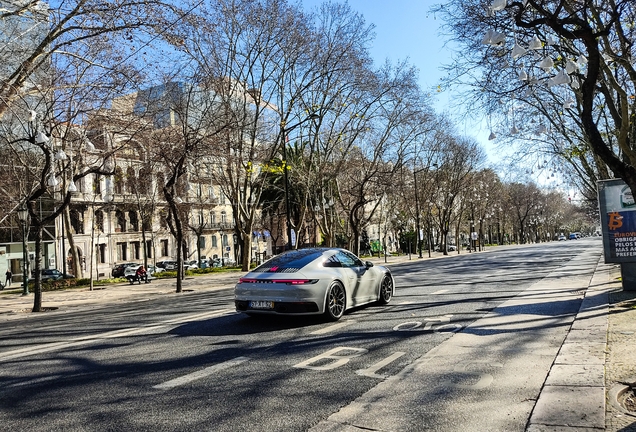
[{"x1": 235, "y1": 300, "x2": 319, "y2": 314}]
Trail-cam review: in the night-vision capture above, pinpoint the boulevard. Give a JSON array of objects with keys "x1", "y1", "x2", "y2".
[{"x1": 0, "y1": 239, "x2": 605, "y2": 431}]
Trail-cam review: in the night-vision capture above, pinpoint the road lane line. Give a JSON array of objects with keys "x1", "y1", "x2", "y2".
[
  {"x1": 432, "y1": 289, "x2": 448, "y2": 295},
  {"x1": 153, "y1": 357, "x2": 249, "y2": 390},
  {"x1": 0, "y1": 309, "x2": 233, "y2": 362},
  {"x1": 310, "y1": 321, "x2": 354, "y2": 335},
  {"x1": 356, "y1": 352, "x2": 406, "y2": 379}
]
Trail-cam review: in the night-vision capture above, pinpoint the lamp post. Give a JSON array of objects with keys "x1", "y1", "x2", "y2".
[
  {"x1": 413, "y1": 166, "x2": 423, "y2": 258},
  {"x1": 469, "y1": 218, "x2": 475, "y2": 253},
  {"x1": 17, "y1": 206, "x2": 29, "y2": 296}
]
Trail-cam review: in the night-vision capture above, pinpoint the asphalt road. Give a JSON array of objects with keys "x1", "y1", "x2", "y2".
[{"x1": 0, "y1": 238, "x2": 602, "y2": 431}]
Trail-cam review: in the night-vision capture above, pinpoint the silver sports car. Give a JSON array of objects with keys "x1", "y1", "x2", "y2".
[{"x1": 234, "y1": 248, "x2": 395, "y2": 321}]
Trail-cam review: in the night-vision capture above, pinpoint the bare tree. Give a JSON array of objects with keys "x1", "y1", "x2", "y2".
[
  {"x1": 0, "y1": 0, "x2": 185, "y2": 119},
  {"x1": 436, "y1": 0, "x2": 636, "y2": 199}
]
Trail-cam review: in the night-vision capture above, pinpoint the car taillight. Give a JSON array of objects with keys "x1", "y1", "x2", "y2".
[
  {"x1": 238, "y1": 278, "x2": 318, "y2": 285},
  {"x1": 285, "y1": 279, "x2": 318, "y2": 285}
]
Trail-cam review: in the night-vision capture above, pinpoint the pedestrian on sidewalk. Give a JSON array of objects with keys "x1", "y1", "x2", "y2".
[{"x1": 5, "y1": 269, "x2": 12, "y2": 287}]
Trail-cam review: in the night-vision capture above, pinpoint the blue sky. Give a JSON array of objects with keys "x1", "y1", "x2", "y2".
[{"x1": 300, "y1": 0, "x2": 496, "y2": 161}]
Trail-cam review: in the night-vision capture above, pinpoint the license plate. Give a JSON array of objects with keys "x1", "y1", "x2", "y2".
[{"x1": 249, "y1": 300, "x2": 274, "y2": 310}]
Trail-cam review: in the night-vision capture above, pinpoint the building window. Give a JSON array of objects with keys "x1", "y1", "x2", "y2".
[
  {"x1": 160, "y1": 239, "x2": 168, "y2": 257},
  {"x1": 222, "y1": 234, "x2": 228, "y2": 247},
  {"x1": 221, "y1": 211, "x2": 227, "y2": 224},
  {"x1": 211, "y1": 235, "x2": 217, "y2": 248},
  {"x1": 210, "y1": 212, "x2": 216, "y2": 224},
  {"x1": 115, "y1": 210, "x2": 126, "y2": 232},
  {"x1": 94, "y1": 174, "x2": 101, "y2": 194},
  {"x1": 95, "y1": 210, "x2": 104, "y2": 232},
  {"x1": 132, "y1": 241, "x2": 140, "y2": 259},
  {"x1": 146, "y1": 240, "x2": 153, "y2": 258},
  {"x1": 220, "y1": 193, "x2": 226, "y2": 205},
  {"x1": 117, "y1": 242, "x2": 128, "y2": 261},
  {"x1": 126, "y1": 166, "x2": 136, "y2": 194},
  {"x1": 129, "y1": 211, "x2": 139, "y2": 231},
  {"x1": 99, "y1": 244, "x2": 106, "y2": 263},
  {"x1": 70, "y1": 209, "x2": 84, "y2": 234},
  {"x1": 114, "y1": 167, "x2": 124, "y2": 194},
  {"x1": 198, "y1": 236, "x2": 206, "y2": 249}
]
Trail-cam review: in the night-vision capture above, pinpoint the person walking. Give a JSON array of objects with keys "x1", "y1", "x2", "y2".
[{"x1": 5, "y1": 269, "x2": 12, "y2": 287}]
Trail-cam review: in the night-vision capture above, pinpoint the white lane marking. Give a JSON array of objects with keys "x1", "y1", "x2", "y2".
[
  {"x1": 393, "y1": 322, "x2": 422, "y2": 331},
  {"x1": 432, "y1": 289, "x2": 449, "y2": 295},
  {"x1": 356, "y1": 352, "x2": 406, "y2": 379},
  {"x1": 0, "y1": 309, "x2": 233, "y2": 362},
  {"x1": 6, "y1": 375, "x2": 61, "y2": 388},
  {"x1": 293, "y1": 347, "x2": 368, "y2": 371},
  {"x1": 153, "y1": 357, "x2": 249, "y2": 390},
  {"x1": 310, "y1": 321, "x2": 354, "y2": 335}
]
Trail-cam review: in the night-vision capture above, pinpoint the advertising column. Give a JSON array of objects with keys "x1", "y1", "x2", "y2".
[{"x1": 598, "y1": 178, "x2": 636, "y2": 290}]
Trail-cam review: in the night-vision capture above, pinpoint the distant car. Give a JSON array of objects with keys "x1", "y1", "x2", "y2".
[
  {"x1": 35, "y1": 269, "x2": 75, "y2": 281},
  {"x1": 112, "y1": 262, "x2": 139, "y2": 278},
  {"x1": 147, "y1": 265, "x2": 164, "y2": 275},
  {"x1": 234, "y1": 247, "x2": 394, "y2": 321},
  {"x1": 569, "y1": 233, "x2": 577, "y2": 240},
  {"x1": 558, "y1": 235, "x2": 566, "y2": 241},
  {"x1": 162, "y1": 260, "x2": 179, "y2": 270},
  {"x1": 184, "y1": 260, "x2": 199, "y2": 270}
]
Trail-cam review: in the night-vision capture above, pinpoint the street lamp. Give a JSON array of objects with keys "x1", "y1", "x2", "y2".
[
  {"x1": 413, "y1": 166, "x2": 423, "y2": 258},
  {"x1": 17, "y1": 206, "x2": 29, "y2": 296}
]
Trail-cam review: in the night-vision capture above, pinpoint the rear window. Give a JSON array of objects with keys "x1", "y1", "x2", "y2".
[{"x1": 253, "y1": 249, "x2": 326, "y2": 273}]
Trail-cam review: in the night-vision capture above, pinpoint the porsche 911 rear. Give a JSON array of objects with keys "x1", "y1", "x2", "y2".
[{"x1": 234, "y1": 275, "x2": 327, "y2": 315}]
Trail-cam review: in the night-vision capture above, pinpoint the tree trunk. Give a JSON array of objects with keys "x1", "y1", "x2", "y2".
[
  {"x1": 175, "y1": 231, "x2": 183, "y2": 292},
  {"x1": 64, "y1": 208, "x2": 83, "y2": 278},
  {"x1": 241, "y1": 233, "x2": 252, "y2": 271},
  {"x1": 32, "y1": 227, "x2": 43, "y2": 312},
  {"x1": 141, "y1": 228, "x2": 148, "y2": 269}
]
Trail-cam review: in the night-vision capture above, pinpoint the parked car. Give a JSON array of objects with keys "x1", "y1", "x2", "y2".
[
  {"x1": 568, "y1": 233, "x2": 577, "y2": 240},
  {"x1": 112, "y1": 262, "x2": 139, "y2": 278},
  {"x1": 147, "y1": 265, "x2": 164, "y2": 275},
  {"x1": 558, "y1": 234, "x2": 566, "y2": 241},
  {"x1": 184, "y1": 260, "x2": 199, "y2": 270},
  {"x1": 161, "y1": 260, "x2": 179, "y2": 270},
  {"x1": 234, "y1": 247, "x2": 395, "y2": 321},
  {"x1": 34, "y1": 269, "x2": 75, "y2": 281}
]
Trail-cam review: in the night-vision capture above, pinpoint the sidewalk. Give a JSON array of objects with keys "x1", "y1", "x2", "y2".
[{"x1": 0, "y1": 248, "x2": 634, "y2": 431}]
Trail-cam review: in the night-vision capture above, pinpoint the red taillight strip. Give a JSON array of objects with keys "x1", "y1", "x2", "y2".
[{"x1": 239, "y1": 278, "x2": 318, "y2": 285}]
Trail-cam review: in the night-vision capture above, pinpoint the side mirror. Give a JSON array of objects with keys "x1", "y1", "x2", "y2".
[{"x1": 365, "y1": 261, "x2": 374, "y2": 268}]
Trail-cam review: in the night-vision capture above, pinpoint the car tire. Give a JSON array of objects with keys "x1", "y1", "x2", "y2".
[
  {"x1": 378, "y1": 274, "x2": 393, "y2": 305},
  {"x1": 324, "y1": 282, "x2": 346, "y2": 321}
]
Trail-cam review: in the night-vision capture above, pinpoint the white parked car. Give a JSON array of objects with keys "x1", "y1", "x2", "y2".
[{"x1": 184, "y1": 260, "x2": 199, "y2": 270}]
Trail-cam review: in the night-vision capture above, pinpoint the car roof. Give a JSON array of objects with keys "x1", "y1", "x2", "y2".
[{"x1": 252, "y1": 247, "x2": 341, "y2": 273}]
